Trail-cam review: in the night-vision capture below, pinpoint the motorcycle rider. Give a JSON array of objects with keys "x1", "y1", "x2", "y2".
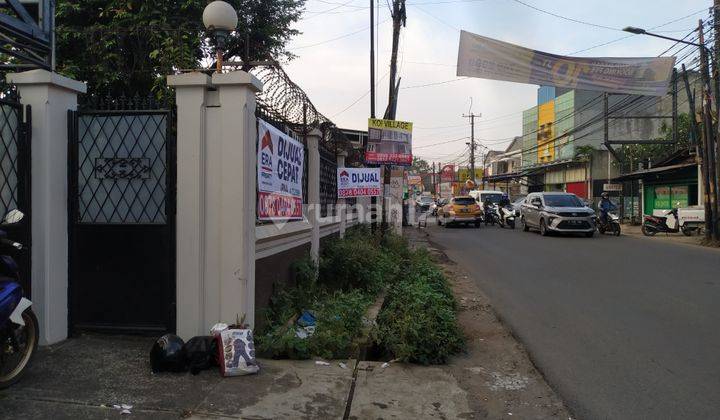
[
  {"x1": 483, "y1": 198, "x2": 493, "y2": 225},
  {"x1": 599, "y1": 192, "x2": 617, "y2": 225},
  {"x1": 498, "y1": 194, "x2": 512, "y2": 224}
]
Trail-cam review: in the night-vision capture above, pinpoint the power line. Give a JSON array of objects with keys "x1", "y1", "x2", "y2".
[
  {"x1": 290, "y1": 16, "x2": 392, "y2": 50},
  {"x1": 510, "y1": 0, "x2": 633, "y2": 32},
  {"x1": 330, "y1": 71, "x2": 390, "y2": 117},
  {"x1": 414, "y1": 136, "x2": 469, "y2": 149}
]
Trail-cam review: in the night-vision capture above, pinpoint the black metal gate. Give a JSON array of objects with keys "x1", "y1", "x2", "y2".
[
  {"x1": 68, "y1": 97, "x2": 176, "y2": 333},
  {"x1": 0, "y1": 86, "x2": 31, "y2": 296}
]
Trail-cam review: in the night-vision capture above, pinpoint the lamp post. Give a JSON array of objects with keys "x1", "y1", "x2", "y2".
[
  {"x1": 203, "y1": 1, "x2": 239, "y2": 73},
  {"x1": 622, "y1": 26, "x2": 710, "y2": 51}
]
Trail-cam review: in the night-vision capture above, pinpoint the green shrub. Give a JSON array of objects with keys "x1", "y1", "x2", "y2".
[
  {"x1": 372, "y1": 249, "x2": 464, "y2": 364},
  {"x1": 256, "y1": 289, "x2": 373, "y2": 359},
  {"x1": 318, "y1": 230, "x2": 400, "y2": 292},
  {"x1": 257, "y1": 227, "x2": 464, "y2": 364}
]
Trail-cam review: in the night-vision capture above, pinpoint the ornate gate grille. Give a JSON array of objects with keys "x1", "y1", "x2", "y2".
[
  {"x1": 68, "y1": 97, "x2": 176, "y2": 332},
  {"x1": 0, "y1": 86, "x2": 31, "y2": 295},
  {"x1": 74, "y1": 110, "x2": 169, "y2": 224}
]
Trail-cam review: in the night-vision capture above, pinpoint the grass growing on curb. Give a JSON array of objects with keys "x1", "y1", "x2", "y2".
[
  {"x1": 256, "y1": 225, "x2": 464, "y2": 363},
  {"x1": 371, "y1": 249, "x2": 465, "y2": 364}
]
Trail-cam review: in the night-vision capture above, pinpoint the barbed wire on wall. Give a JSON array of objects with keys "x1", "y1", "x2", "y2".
[{"x1": 250, "y1": 64, "x2": 351, "y2": 150}]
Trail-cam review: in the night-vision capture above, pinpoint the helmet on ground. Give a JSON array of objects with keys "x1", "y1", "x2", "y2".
[{"x1": 150, "y1": 334, "x2": 187, "y2": 373}]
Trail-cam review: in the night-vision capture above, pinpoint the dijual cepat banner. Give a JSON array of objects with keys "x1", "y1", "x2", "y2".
[
  {"x1": 257, "y1": 119, "x2": 304, "y2": 221},
  {"x1": 337, "y1": 167, "x2": 382, "y2": 198},
  {"x1": 457, "y1": 30, "x2": 676, "y2": 96}
]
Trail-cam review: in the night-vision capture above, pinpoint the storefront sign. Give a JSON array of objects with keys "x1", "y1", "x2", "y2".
[
  {"x1": 257, "y1": 119, "x2": 304, "y2": 220},
  {"x1": 407, "y1": 174, "x2": 422, "y2": 186},
  {"x1": 457, "y1": 30, "x2": 675, "y2": 96},
  {"x1": 366, "y1": 118, "x2": 413, "y2": 165},
  {"x1": 337, "y1": 167, "x2": 382, "y2": 198},
  {"x1": 457, "y1": 167, "x2": 483, "y2": 182},
  {"x1": 603, "y1": 183, "x2": 623, "y2": 192},
  {"x1": 440, "y1": 164, "x2": 455, "y2": 182}
]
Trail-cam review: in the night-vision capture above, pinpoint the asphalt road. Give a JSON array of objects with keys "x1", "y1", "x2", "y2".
[{"x1": 426, "y1": 219, "x2": 720, "y2": 420}]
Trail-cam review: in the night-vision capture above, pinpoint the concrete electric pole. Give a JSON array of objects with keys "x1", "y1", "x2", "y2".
[
  {"x1": 384, "y1": 0, "x2": 406, "y2": 120},
  {"x1": 462, "y1": 113, "x2": 481, "y2": 184}
]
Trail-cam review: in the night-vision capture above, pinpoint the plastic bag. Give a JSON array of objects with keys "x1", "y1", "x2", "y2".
[
  {"x1": 183, "y1": 336, "x2": 219, "y2": 375},
  {"x1": 217, "y1": 329, "x2": 259, "y2": 376}
]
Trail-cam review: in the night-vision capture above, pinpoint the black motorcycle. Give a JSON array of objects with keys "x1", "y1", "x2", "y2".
[{"x1": 596, "y1": 211, "x2": 621, "y2": 236}]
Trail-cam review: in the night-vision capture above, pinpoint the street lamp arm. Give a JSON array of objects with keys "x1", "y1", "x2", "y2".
[{"x1": 622, "y1": 26, "x2": 709, "y2": 53}]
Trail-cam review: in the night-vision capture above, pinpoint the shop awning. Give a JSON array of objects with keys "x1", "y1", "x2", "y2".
[
  {"x1": 483, "y1": 172, "x2": 523, "y2": 182},
  {"x1": 613, "y1": 162, "x2": 696, "y2": 181}
]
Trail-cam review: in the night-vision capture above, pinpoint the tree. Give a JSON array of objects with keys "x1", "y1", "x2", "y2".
[
  {"x1": 411, "y1": 156, "x2": 431, "y2": 174},
  {"x1": 223, "y1": 0, "x2": 305, "y2": 67},
  {"x1": 55, "y1": 0, "x2": 306, "y2": 98}
]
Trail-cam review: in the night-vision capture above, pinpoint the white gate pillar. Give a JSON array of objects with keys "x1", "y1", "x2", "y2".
[
  {"x1": 336, "y1": 150, "x2": 347, "y2": 237},
  {"x1": 168, "y1": 71, "x2": 261, "y2": 339},
  {"x1": 7, "y1": 70, "x2": 86, "y2": 345},
  {"x1": 306, "y1": 129, "x2": 321, "y2": 262}
]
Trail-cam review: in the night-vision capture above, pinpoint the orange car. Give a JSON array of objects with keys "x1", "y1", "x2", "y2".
[{"x1": 436, "y1": 196, "x2": 482, "y2": 228}]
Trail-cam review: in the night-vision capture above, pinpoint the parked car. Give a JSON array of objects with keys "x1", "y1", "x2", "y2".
[
  {"x1": 437, "y1": 196, "x2": 482, "y2": 228},
  {"x1": 521, "y1": 192, "x2": 596, "y2": 237},
  {"x1": 511, "y1": 195, "x2": 526, "y2": 216},
  {"x1": 468, "y1": 190, "x2": 504, "y2": 207},
  {"x1": 415, "y1": 195, "x2": 435, "y2": 212}
]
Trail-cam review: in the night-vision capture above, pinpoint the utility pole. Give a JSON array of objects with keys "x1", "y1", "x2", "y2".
[
  {"x1": 713, "y1": 1, "x2": 720, "y2": 239},
  {"x1": 432, "y1": 162, "x2": 437, "y2": 196},
  {"x1": 699, "y1": 20, "x2": 717, "y2": 239},
  {"x1": 681, "y1": 64, "x2": 710, "y2": 238},
  {"x1": 370, "y1": 0, "x2": 375, "y2": 119},
  {"x1": 384, "y1": 0, "x2": 406, "y2": 120},
  {"x1": 462, "y1": 113, "x2": 481, "y2": 185},
  {"x1": 369, "y1": 0, "x2": 377, "y2": 232}
]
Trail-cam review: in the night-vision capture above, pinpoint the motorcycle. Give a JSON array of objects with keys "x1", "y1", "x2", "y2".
[
  {"x1": 642, "y1": 207, "x2": 703, "y2": 237},
  {"x1": 498, "y1": 205, "x2": 516, "y2": 229},
  {"x1": 596, "y1": 211, "x2": 621, "y2": 236},
  {"x1": 484, "y1": 205, "x2": 499, "y2": 226},
  {"x1": 0, "y1": 210, "x2": 37, "y2": 389}
]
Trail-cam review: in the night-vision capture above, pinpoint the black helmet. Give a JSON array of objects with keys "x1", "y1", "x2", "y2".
[
  {"x1": 150, "y1": 334, "x2": 187, "y2": 373},
  {"x1": 601, "y1": 192, "x2": 609, "y2": 199}
]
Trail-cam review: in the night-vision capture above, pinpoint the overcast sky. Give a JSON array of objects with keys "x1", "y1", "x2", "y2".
[{"x1": 282, "y1": 0, "x2": 710, "y2": 165}]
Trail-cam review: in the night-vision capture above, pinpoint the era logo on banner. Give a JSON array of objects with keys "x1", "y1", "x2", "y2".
[
  {"x1": 259, "y1": 131, "x2": 273, "y2": 179},
  {"x1": 339, "y1": 170, "x2": 350, "y2": 187}
]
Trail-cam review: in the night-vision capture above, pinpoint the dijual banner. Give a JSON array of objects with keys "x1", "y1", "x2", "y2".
[
  {"x1": 366, "y1": 118, "x2": 413, "y2": 165},
  {"x1": 457, "y1": 30, "x2": 676, "y2": 96},
  {"x1": 337, "y1": 167, "x2": 382, "y2": 198},
  {"x1": 257, "y1": 119, "x2": 304, "y2": 220}
]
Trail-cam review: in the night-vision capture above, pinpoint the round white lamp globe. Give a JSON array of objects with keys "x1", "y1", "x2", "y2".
[{"x1": 203, "y1": 1, "x2": 238, "y2": 32}]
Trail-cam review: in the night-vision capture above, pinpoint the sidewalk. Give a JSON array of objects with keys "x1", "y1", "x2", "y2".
[
  {"x1": 1, "y1": 230, "x2": 571, "y2": 420},
  {"x1": 621, "y1": 223, "x2": 705, "y2": 247}
]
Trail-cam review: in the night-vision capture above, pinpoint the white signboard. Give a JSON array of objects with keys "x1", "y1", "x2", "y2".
[
  {"x1": 603, "y1": 183, "x2": 623, "y2": 192},
  {"x1": 257, "y1": 119, "x2": 305, "y2": 220},
  {"x1": 337, "y1": 168, "x2": 382, "y2": 198}
]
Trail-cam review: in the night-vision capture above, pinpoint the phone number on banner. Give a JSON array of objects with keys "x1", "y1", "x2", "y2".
[
  {"x1": 366, "y1": 152, "x2": 412, "y2": 165},
  {"x1": 338, "y1": 187, "x2": 382, "y2": 198},
  {"x1": 258, "y1": 192, "x2": 303, "y2": 220}
]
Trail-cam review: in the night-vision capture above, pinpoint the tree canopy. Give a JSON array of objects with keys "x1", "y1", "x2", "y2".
[
  {"x1": 411, "y1": 156, "x2": 431, "y2": 174},
  {"x1": 55, "y1": 0, "x2": 305, "y2": 98}
]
